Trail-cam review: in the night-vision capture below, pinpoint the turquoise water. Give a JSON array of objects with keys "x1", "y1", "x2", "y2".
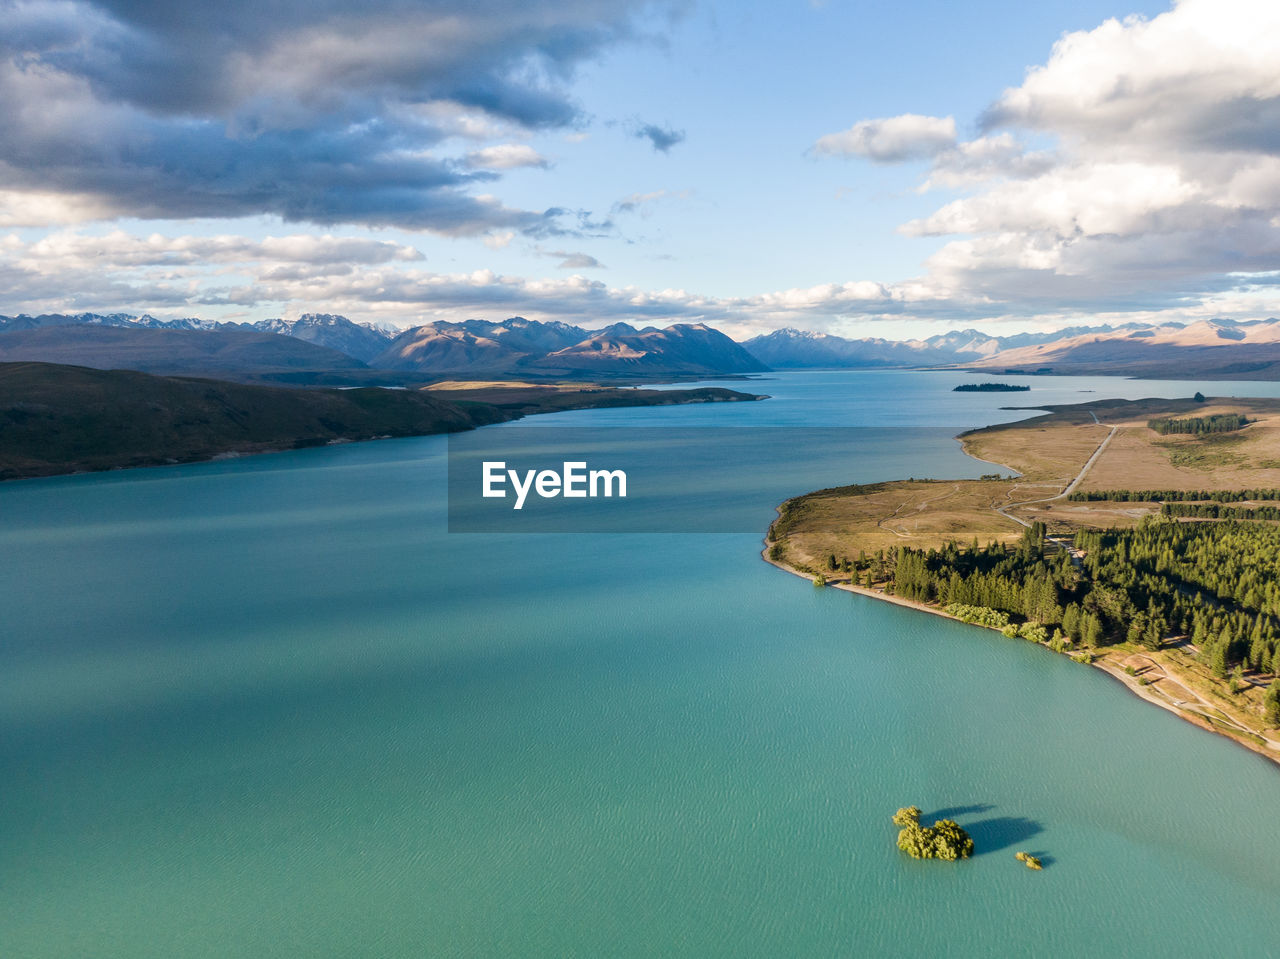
[{"x1": 2, "y1": 370, "x2": 1278, "y2": 957}]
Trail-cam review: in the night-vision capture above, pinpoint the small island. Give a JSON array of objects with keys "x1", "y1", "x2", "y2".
[
  {"x1": 892, "y1": 806, "x2": 974, "y2": 861},
  {"x1": 1015, "y1": 851, "x2": 1043, "y2": 870},
  {"x1": 953, "y1": 382, "x2": 1030, "y2": 392}
]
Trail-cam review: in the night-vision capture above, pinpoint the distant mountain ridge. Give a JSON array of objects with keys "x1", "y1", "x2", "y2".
[
  {"x1": 962, "y1": 318, "x2": 1280, "y2": 379},
  {"x1": 374, "y1": 317, "x2": 589, "y2": 373},
  {"x1": 740, "y1": 318, "x2": 1280, "y2": 376},
  {"x1": 738, "y1": 322, "x2": 1188, "y2": 369},
  {"x1": 0, "y1": 325, "x2": 368, "y2": 376},
  {"x1": 8, "y1": 311, "x2": 1280, "y2": 380},
  {"x1": 0, "y1": 312, "x2": 766, "y2": 379},
  {"x1": 524, "y1": 322, "x2": 768, "y2": 375},
  {"x1": 0, "y1": 312, "x2": 222, "y2": 333},
  {"x1": 743, "y1": 328, "x2": 961, "y2": 368},
  {"x1": 255, "y1": 314, "x2": 394, "y2": 363}
]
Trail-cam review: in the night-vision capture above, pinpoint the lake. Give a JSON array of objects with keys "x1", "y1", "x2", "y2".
[{"x1": 2, "y1": 370, "x2": 1278, "y2": 957}]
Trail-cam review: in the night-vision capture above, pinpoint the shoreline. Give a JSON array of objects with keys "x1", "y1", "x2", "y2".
[{"x1": 761, "y1": 541, "x2": 1280, "y2": 769}]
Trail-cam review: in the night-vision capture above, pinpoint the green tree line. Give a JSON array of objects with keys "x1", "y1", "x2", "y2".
[
  {"x1": 1068, "y1": 488, "x2": 1280, "y2": 503},
  {"x1": 1147, "y1": 413, "x2": 1250, "y2": 435},
  {"x1": 1161, "y1": 502, "x2": 1280, "y2": 521},
  {"x1": 875, "y1": 518, "x2": 1280, "y2": 680}
]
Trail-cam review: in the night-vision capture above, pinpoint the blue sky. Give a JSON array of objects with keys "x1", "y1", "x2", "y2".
[{"x1": 2, "y1": 0, "x2": 1277, "y2": 338}]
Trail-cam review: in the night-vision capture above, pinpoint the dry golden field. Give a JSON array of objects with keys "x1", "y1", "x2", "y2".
[{"x1": 772, "y1": 396, "x2": 1280, "y2": 565}]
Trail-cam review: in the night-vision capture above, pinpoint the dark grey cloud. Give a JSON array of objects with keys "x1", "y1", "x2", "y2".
[
  {"x1": 0, "y1": 0, "x2": 669, "y2": 232},
  {"x1": 635, "y1": 122, "x2": 685, "y2": 152}
]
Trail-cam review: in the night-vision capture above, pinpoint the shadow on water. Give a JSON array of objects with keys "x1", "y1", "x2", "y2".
[
  {"x1": 924, "y1": 803, "x2": 995, "y2": 821},
  {"x1": 920, "y1": 805, "x2": 1046, "y2": 857},
  {"x1": 963, "y1": 816, "x2": 1044, "y2": 855}
]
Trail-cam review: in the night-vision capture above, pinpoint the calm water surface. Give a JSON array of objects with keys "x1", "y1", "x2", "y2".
[{"x1": 2, "y1": 371, "x2": 1278, "y2": 957}]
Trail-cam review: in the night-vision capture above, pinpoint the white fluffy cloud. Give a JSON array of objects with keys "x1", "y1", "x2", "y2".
[
  {"x1": 464, "y1": 145, "x2": 551, "y2": 170},
  {"x1": 920, "y1": 134, "x2": 1055, "y2": 190},
  {"x1": 912, "y1": 0, "x2": 1280, "y2": 306},
  {"x1": 810, "y1": 0, "x2": 1280, "y2": 320},
  {"x1": 812, "y1": 114, "x2": 956, "y2": 162},
  {"x1": 983, "y1": 0, "x2": 1280, "y2": 151}
]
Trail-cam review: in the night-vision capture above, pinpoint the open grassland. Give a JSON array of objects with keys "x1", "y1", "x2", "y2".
[
  {"x1": 769, "y1": 480, "x2": 1025, "y2": 572},
  {"x1": 1080, "y1": 402, "x2": 1280, "y2": 490},
  {"x1": 963, "y1": 417, "x2": 1111, "y2": 487},
  {"x1": 778, "y1": 396, "x2": 1280, "y2": 562}
]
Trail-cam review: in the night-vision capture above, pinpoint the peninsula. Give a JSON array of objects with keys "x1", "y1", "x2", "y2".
[
  {"x1": 765, "y1": 396, "x2": 1280, "y2": 763},
  {"x1": 0, "y1": 362, "x2": 765, "y2": 480}
]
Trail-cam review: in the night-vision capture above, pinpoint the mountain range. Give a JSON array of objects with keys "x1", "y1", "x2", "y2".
[
  {"x1": 742, "y1": 319, "x2": 1280, "y2": 378},
  {"x1": 6, "y1": 311, "x2": 1280, "y2": 380},
  {"x1": 0, "y1": 313, "x2": 766, "y2": 380},
  {"x1": 374, "y1": 319, "x2": 768, "y2": 375}
]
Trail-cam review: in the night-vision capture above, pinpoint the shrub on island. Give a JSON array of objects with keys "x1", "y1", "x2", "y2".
[{"x1": 892, "y1": 806, "x2": 975, "y2": 861}]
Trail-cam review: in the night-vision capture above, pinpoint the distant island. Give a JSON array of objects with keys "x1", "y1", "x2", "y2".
[
  {"x1": 765, "y1": 395, "x2": 1280, "y2": 764},
  {"x1": 953, "y1": 382, "x2": 1030, "y2": 392}
]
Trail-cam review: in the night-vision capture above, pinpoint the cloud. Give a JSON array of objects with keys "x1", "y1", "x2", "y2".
[
  {"x1": 611, "y1": 188, "x2": 690, "y2": 215},
  {"x1": 0, "y1": 227, "x2": 953, "y2": 325},
  {"x1": 464, "y1": 144, "x2": 551, "y2": 170},
  {"x1": 0, "y1": 229, "x2": 430, "y2": 313},
  {"x1": 920, "y1": 134, "x2": 1056, "y2": 190},
  {"x1": 813, "y1": 0, "x2": 1280, "y2": 318},
  {"x1": 542, "y1": 250, "x2": 605, "y2": 269},
  {"x1": 634, "y1": 122, "x2": 685, "y2": 152},
  {"x1": 0, "y1": 0, "x2": 660, "y2": 232},
  {"x1": 5, "y1": 226, "x2": 1280, "y2": 338},
  {"x1": 979, "y1": 0, "x2": 1280, "y2": 153},
  {"x1": 0, "y1": 189, "x2": 117, "y2": 228},
  {"x1": 813, "y1": 114, "x2": 956, "y2": 162},
  {"x1": 9, "y1": 0, "x2": 1280, "y2": 335},
  {"x1": 19, "y1": 230, "x2": 423, "y2": 269}
]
